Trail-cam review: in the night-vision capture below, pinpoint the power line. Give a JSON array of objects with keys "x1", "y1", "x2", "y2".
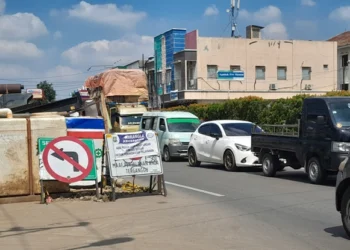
[{"x1": 0, "y1": 68, "x2": 104, "y2": 82}]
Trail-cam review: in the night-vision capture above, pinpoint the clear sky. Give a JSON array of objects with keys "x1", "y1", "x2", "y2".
[{"x1": 0, "y1": 0, "x2": 349, "y2": 99}]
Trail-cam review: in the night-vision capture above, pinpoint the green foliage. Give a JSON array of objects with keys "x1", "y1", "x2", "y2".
[
  {"x1": 163, "y1": 91, "x2": 350, "y2": 125},
  {"x1": 37, "y1": 80, "x2": 56, "y2": 103}
]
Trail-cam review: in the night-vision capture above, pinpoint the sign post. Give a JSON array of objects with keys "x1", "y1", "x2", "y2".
[
  {"x1": 217, "y1": 70, "x2": 245, "y2": 81},
  {"x1": 105, "y1": 130, "x2": 166, "y2": 200},
  {"x1": 38, "y1": 136, "x2": 99, "y2": 202}
]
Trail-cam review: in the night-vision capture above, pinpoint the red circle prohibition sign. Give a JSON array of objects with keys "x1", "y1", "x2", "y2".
[{"x1": 42, "y1": 136, "x2": 93, "y2": 183}]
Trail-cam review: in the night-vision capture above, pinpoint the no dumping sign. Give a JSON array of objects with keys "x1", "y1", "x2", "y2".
[{"x1": 39, "y1": 136, "x2": 97, "y2": 183}]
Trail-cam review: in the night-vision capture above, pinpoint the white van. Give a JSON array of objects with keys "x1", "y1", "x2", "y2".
[{"x1": 140, "y1": 111, "x2": 200, "y2": 161}]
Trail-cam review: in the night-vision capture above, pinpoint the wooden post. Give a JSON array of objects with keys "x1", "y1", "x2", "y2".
[{"x1": 99, "y1": 90, "x2": 110, "y2": 133}]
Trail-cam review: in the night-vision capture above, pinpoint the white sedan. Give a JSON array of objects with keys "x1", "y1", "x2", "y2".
[{"x1": 188, "y1": 120, "x2": 261, "y2": 171}]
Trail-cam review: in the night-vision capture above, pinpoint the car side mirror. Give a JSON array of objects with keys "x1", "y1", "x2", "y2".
[
  {"x1": 160, "y1": 124, "x2": 166, "y2": 131},
  {"x1": 210, "y1": 132, "x2": 221, "y2": 140}
]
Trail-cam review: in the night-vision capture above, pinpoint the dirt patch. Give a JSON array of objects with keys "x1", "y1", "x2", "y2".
[
  {"x1": 45, "y1": 181, "x2": 150, "y2": 203},
  {"x1": 0, "y1": 173, "x2": 29, "y2": 196}
]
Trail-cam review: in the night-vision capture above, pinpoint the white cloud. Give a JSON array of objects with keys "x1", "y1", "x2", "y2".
[
  {"x1": 329, "y1": 6, "x2": 350, "y2": 22},
  {"x1": 0, "y1": 0, "x2": 5, "y2": 15},
  {"x1": 53, "y1": 31, "x2": 62, "y2": 40},
  {"x1": 204, "y1": 5, "x2": 219, "y2": 16},
  {"x1": 240, "y1": 5, "x2": 281, "y2": 24},
  {"x1": 66, "y1": 1, "x2": 147, "y2": 29},
  {"x1": 262, "y1": 22, "x2": 288, "y2": 40},
  {"x1": 0, "y1": 13, "x2": 48, "y2": 40},
  {"x1": 0, "y1": 40, "x2": 43, "y2": 59},
  {"x1": 0, "y1": 64, "x2": 35, "y2": 79},
  {"x1": 301, "y1": 0, "x2": 316, "y2": 7},
  {"x1": 62, "y1": 34, "x2": 153, "y2": 67}
]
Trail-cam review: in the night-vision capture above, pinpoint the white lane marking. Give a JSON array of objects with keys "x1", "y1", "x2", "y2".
[{"x1": 165, "y1": 181, "x2": 225, "y2": 197}]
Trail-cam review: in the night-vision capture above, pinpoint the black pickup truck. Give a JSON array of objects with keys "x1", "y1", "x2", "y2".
[{"x1": 252, "y1": 97, "x2": 350, "y2": 184}]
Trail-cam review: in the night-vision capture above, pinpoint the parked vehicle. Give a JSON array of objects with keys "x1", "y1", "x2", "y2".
[
  {"x1": 252, "y1": 97, "x2": 350, "y2": 184},
  {"x1": 109, "y1": 103, "x2": 147, "y2": 132},
  {"x1": 140, "y1": 111, "x2": 200, "y2": 161},
  {"x1": 188, "y1": 120, "x2": 261, "y2": 171},
  {"x1": 336, "y1": 153, "x2": 350, "y2": 238}
]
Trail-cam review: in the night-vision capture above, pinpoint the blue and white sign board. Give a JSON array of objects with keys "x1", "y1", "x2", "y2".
[
  {"x1": 105, "y1": 131, "x2": 163, "y2": 177},
  {"x1": 170, "y1": 90, "x2": 178, "y2": 101},
  {"x1": 217, "y1": 70, "x2": 245, "y2": 81}
]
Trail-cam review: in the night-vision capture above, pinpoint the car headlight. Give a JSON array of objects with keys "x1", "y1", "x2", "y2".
[
  {"x1": 332, "y1": 142, "x2": 350, "y2": 152},
  {"x1": 169, "y1": 139, "x2": 182, "y2": 146},
  {"x1": 235, "y1": 143, "x2": 250, "y2": 151}
]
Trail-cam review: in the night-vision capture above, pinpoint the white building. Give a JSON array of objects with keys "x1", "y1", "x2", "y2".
[{"x1": 329, "y1": 31, "x2": 350, "y2": 90}]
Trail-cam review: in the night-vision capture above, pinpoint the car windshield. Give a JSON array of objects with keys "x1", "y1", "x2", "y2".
[
  {"x1": 222, "y1": 123, "x2": 262, "y2": 136},
  {"x1": 167, "y1": 118, "x2": 200, "y2": 132},
  {"x1": 330, "y1": 102, "x2": 350, "y2": 127},
  {"x1": 120, "y1": 115, "x2": 142, "y2": 126}
]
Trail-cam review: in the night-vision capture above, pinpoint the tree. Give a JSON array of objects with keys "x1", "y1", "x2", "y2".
[{"x1": 37, "y1": 81, "x2": 56, "y2": 103}]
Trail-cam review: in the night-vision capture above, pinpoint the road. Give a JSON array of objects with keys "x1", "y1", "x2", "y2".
[
  {"x1": 1, "y1": 160, "x2": 349, "y2": 249},
  {"x1": 161, "y1": 160, "x2": 349, "y2": 249}
]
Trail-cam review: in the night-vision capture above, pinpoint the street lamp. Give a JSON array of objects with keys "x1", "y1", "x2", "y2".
[{"x1": 87, "y1": 60, "x2": 122, "y2": 71}]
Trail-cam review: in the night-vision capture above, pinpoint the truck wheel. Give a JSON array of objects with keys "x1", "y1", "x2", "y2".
[
  {"x1": 341, "y1": 187, "x2": 350, "y2": 238},
  {"x1": 188, "y1": 147, "x2": 201, "y2": 167},
  {"x1": 224, "y1": 150, "x2": 238, "y2": 172},
  {"x1": 307, "y1": 157, "x2": 326, "y2": 184},
  {"x1": 262, "y1": 153, "x2": 279, "y2": 177},
  {"x1": 163, "y1": 146, "x2": 172, "y2": 162}
]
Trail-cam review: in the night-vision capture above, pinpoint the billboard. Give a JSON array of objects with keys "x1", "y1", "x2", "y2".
[{"x1": 26, "y1": 89, "x2": 43, "y2": 99}]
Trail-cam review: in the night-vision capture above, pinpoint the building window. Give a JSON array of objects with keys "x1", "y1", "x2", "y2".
[
  {"x1": 302, "y1": 67, "x2": 311, "y2": 80},
  {"x1": 342, "y1": 54, "x2": 349, "y2": 67},
  {"x1": 277, "y1": 66, "x2": 287, "y2": 80},
  {"x1": 156, "y1": 72, "x2": 162, "y2": 84},
  {"x1": 323, "y1": 64, "x2": 328, "y2": 70},
  {"x1": 255, "y1": 66, "x2": 265, "y2": 80},
  {"x1": 166, "y1": 69, "x2": 171, "y2": 84},
  {"x1": 207, "y1": 65, "x2": 218, "y2": 79},
  {"x1": 230, "y1": 65, "x2": 241, "y2": 71}
]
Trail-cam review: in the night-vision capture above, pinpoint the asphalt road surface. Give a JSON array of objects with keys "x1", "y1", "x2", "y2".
[{"x1": 161, "y1": 160, "x2": 349, "y2": 249}]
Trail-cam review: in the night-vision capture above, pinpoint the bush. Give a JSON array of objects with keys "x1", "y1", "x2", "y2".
[{"x1": 163, "y1": 91, "x2": 350, "y2": 125}]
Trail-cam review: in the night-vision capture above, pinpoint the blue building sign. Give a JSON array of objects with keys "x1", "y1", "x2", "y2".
[
  {"x1": 170, "y1": 91, "x2": 178, "y2": 101},
  {"x1": 217, "y1": 70, "x2": 245, "y2": 81}
]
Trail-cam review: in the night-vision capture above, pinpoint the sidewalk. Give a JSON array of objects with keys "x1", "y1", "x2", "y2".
[{"x1": 0, "y1": 184, "x2": 317, "y2": 250}]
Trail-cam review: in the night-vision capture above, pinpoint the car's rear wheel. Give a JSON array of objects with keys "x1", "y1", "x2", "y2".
[
  {"x1": 341, "y1": 187, "x2": 350, "y2": 238},
  {"x1": 261, "y1": 153, "x2": 279, "y2": 177},
  {"x1": 224, "y1": 150, "x2": 238, "y2": 172},
  {"x1": 188, "y1": 147, "x2": 201, "y2": 167}
]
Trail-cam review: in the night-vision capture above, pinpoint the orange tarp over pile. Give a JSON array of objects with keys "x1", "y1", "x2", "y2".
[{"x1": 84, "y1": 69, "x2": 148, "y2": 101}]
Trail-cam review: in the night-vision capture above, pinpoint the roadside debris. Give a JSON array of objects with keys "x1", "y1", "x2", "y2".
[{"x1": 44, "y1": 180, "x2": 149, "y2": 203}]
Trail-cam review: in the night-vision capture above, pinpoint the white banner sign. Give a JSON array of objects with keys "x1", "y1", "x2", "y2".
[{"x1": 105, "y1": 131, "x2": 163, "y2": 177}]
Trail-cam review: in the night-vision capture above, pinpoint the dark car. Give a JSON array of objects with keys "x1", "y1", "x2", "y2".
[{"x1": 336, "y1": 153, "x2": 350, "y2": 238}]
